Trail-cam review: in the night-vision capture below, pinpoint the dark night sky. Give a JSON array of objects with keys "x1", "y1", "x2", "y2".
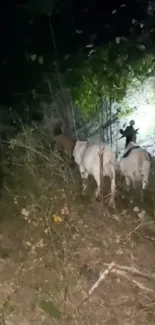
[{"x1": 0, "y1": 0, "x2": 148, "y2": 106}]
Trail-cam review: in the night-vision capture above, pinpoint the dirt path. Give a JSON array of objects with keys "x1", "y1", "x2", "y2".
[{"x1": 0, "y1": 186, "x2": 155, "y2": 325}]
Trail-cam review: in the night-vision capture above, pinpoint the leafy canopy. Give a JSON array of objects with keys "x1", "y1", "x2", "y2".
[{"x1": 64, "y1": 39, "x2": 155, "y2": 119}]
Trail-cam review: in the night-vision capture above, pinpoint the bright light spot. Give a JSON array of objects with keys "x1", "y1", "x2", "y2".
[
  {"x1": 118, "y1": 77, "x2": 155, "y2": 156},
  {"x1": 88, "y1": 77, "x2": 155, "y2": 156},
  {"x1": 126, "y1": 104, "x2": 155, "y2": 137}
]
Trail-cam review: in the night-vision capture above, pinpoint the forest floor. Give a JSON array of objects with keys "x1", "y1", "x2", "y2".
[{"x1": 0, "y1": 159, "x2": 155, "y2": 325}]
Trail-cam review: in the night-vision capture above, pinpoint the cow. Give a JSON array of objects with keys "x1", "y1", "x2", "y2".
[
  {"x1": 73, "y1": 141, "x2": 117, "y2": 206},
  {"x1": 119, "y1": 141, "x2": 151, "y2": 194}
]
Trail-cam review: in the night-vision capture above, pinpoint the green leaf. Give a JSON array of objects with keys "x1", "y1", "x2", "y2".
[
  {"x1": 40, "y1": 300, "x2": 61, "y2": 319},
  {"x1": 38, "y1": 56, "x2": 44, "y2": 64},
  {"x1": 64, "y1": 37, "x2": 155, "y2": 121},
  {"x1": 30, "y1": 54, "x2": 36, "y2": 62}
]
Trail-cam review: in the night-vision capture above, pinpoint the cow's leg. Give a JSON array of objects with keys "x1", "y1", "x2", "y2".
[
  {"x1": 125, "y1": 176, "x2": 131, "y2": 190},
  {"x1": 95, "y1": 186, "x2": 101, "y2": 200},
  {"x1": 129, "y1": 176, "x2": 136, "y2": 190},
  {"x1": 141, "y1": 169, "x2": 149, "y2": 202},
  {"x1": 141, "y1": 178, "x2": 146, "y2": 202},
  {"x1": 109, "y1": 166, "x2": 116, "y2": 208},
  {"x1": 142, "y1": 171, "x2": 149, "y2": 190},
  {"x1": 93, "y1": 168, "x2": 101, "y2": 201},
  {"x1": 79, "y1": 164, "x2": 88, "y2": 192},
  {"x1": 141, "y1": 175, "x2": 148, "y2": 203},
  {"x1": 140, "y1": 161, "x2": 150, "y2": 201}
]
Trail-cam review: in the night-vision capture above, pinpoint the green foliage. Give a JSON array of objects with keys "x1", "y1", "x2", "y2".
[
  {"x1": 40, "y1": 299, "x2": 61, "y2": 319},
  {"x1": 117, "y1": 106, "x2": 134, "y2": 118},
  {"x1": 64, "y1": 39, "x2": 155, "y2": 120},
  {"x1": 150, "y1": 82, "x2": 155, "y2": 103}
]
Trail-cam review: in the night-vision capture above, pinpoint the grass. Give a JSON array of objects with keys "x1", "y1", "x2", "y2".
[{"x1": 0, "y1": 125, "x2": 155, "y2": 325}]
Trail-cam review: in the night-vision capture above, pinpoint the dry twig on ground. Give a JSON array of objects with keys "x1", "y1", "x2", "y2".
[{"x1": 78, "y1": 261, "x2": 155, "y2": 307}]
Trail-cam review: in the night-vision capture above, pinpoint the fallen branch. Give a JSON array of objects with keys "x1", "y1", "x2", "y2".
[
  {"x1": 104, "y1": 263, "x2": 155, "y2": 281},
  {"x1": 126, "y1": 223, "x2": 142, "y2": 240},
  {"x1": 111, "y1": 269, "x2": 153, "y2": 293},
  {"x1": 89, "y1": 262, "x2": 115, "y2": 295},
  {"x1": 78, "y1": 261, "x2": 155, "y2": 307},
  {"x1": 78, "y1": 262, "x2": 115, "y2": 307}
]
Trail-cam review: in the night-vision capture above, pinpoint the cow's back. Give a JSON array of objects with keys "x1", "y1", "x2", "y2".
[
  {"x1": 120, "y1": 148, "x2": 151, "y2": 179},
  {"x1": 82, "y1": 143, "x2": 109, "y2": 162},
  {"x1": 82, "y1": 143, "x2": 116, "y2": 175}
]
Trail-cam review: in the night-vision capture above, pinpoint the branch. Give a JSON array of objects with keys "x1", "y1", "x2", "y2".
[
  {"x1": 111, "y1": 269, "x2": 153, "y2": 293},
  {"x1": 78, "y1": 261, "x2": 155, "y2": 307},
  {"x1": 104, "y1": 263, "x2": 155, "y2": 281},
  {"x1": 78, "y1": 262, "x2": 114, "y2": 307},
  {"x1": 90, "y1": 109, "x2": 120, "y2": 138}
]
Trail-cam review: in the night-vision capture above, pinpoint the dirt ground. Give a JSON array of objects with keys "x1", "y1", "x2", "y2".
[{"x1": 0, "y1": 161, "x2": 155, "y2": 325}]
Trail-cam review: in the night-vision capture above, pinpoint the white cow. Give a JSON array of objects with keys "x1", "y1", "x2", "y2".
[
  {"x1": 73, "y1": 141, "x2": 117, "y2": 206},
  {"x1": 119, "y1": 141, "x2": 151, "y2": 191}
]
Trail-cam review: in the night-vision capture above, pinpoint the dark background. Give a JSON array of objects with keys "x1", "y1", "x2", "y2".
[{"x1": 0, "y1": 0, "x2": 150, "y2": 106}]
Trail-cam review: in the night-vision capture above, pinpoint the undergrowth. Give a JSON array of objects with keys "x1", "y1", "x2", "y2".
[{"x1": 0, "y1": 125, "x2": 155, "y2": 325}]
